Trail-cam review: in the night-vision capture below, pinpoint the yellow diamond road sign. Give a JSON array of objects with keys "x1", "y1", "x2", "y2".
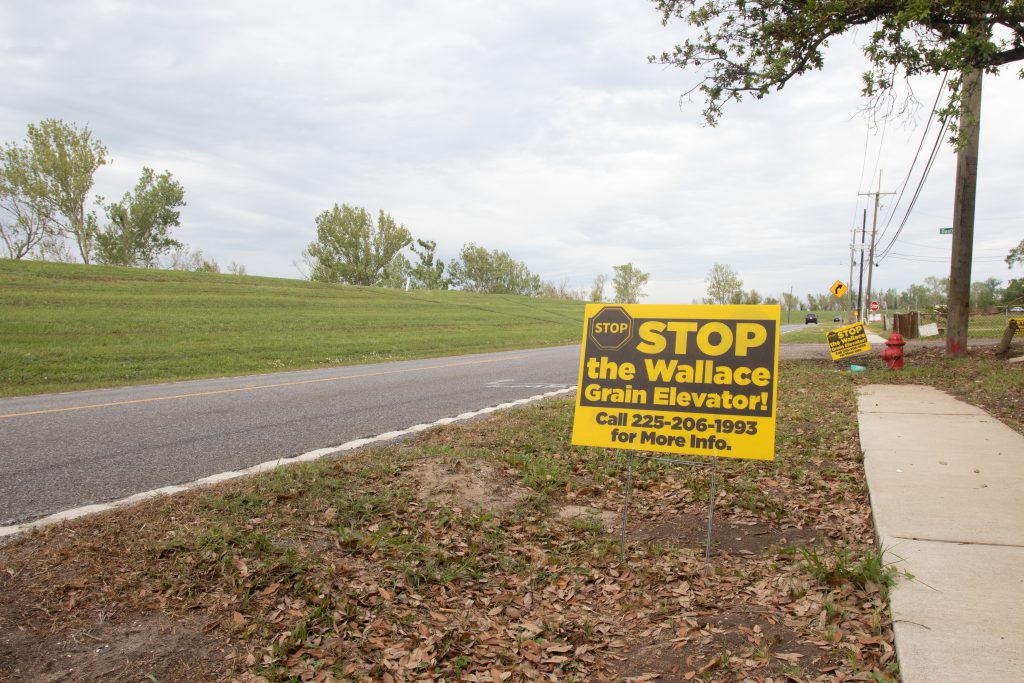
[{"x1": 830, "y1": 280, "x2": 849, "y2": 299}]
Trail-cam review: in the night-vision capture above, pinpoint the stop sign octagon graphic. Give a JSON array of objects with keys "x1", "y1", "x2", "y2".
[{"x1": 588, "y1": 305, "x2": 633, "y2": 350}]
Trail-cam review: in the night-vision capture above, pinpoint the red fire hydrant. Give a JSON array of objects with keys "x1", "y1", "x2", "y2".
[{"x1": 880, "y1": 332, "x2": 906, "y2": 370}]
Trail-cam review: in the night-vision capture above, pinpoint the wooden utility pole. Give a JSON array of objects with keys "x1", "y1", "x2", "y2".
[
  {"x1": 946, "y1": 67, "x2": 983, "y2": 357},
  {"x1": 860, "y1": 174, "x2": 895, "y2": 322},
  {"x1": 848, "y1": 225, "x2": 856, "y2": 320},
  {"x1": 856, "y1": 209, "x2": 867, "y2": 320}
]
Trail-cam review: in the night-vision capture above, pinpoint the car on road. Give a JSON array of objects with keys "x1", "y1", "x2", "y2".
[
  {"x1": 805, "y1": 313, "x2": 818, "y2": 324},
  {"x1": 1012, "y1": 306, "x2": 1024, "y2": 312}
]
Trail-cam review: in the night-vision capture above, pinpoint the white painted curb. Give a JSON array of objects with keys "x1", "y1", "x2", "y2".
[{"x1": 0, "y1": 387, "x2": 576, "y2": 541}]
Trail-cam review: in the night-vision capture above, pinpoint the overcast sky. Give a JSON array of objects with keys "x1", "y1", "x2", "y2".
[{"x1": 2, "y1": 1, "x2": 1020, "y2": 304}]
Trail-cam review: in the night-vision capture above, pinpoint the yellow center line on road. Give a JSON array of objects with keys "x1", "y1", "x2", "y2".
[{"x1": 0, "y1": 354, "x2": 528, "y2": 421}]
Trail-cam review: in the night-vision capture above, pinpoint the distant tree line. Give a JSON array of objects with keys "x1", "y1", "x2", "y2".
[
  {"x1": 706, "y1": 259, "x2": 1024, "y2": 313},
  {"x1": 302, "y1": 202, "x2": 650, "y2": 302},
  {"x1": 0, "y1": 119, "x2": 240, "y2": 275}
]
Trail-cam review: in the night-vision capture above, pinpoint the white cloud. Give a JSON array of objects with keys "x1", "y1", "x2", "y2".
[{"x1": 1, "y1": 0, "x2": 1019, "y2": 304}]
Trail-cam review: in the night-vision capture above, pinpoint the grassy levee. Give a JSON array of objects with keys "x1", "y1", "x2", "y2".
[{"x1": 0, "y1": 259, "x2": 585, "y2": 397}]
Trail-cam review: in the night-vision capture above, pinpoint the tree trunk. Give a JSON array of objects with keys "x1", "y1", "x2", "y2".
[{"x1": 995, "y1": 320, "x2": 1019, "y2": 358}]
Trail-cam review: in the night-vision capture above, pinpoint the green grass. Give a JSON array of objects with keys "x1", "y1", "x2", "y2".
[
  {"x1": 781, "y1": 320, "x2": 847, "y2": 343},
  {"x1": 0, "y1": 259, "x2": 586, "y2": 396},
  {"x1": 797, "y1": 545, "x2": 906, "y2": 591},
  {"x1": 962, "y1": 313, "x2": 1021, "y2": 337}
]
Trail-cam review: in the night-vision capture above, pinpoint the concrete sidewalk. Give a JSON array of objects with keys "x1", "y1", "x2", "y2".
[{"x1": 858, "y1": 385, "x2": 1024, "y2": 682}]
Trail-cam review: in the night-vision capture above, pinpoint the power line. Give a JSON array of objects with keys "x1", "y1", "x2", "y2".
[
  {"x1": 849, "y1": 126, "x2": 872, "y2": 232},
  {"x1": 876, "y1": 74, "x2": 949, "y2": 245},
  {"x1": 895, "y1": 239, "x2": 1008, "y2": 252},
  {"x1": 876, "y1": 116, "x2": 950, "y2": 262},
  {"x1": 885, "y1": 252, "x2": 1005, "y2": 263}
]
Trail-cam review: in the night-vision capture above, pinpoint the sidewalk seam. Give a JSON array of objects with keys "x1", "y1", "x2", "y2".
[{"x1": 890, "y1": 535, "x2": 1024, "y2": 550}]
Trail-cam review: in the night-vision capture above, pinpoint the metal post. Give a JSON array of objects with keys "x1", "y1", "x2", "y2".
[
  {"x1": 619, "y1": 452, "x2": 635, "y2": 558},
  {"x1": 860, "y1": 176, "x2": 896, "y2": 322},
  {"x1": 856, "y1": 209, "x2": 866, "y2": 320},
  {"x1": 704, "y1": 457, "x2": 718, "y2": 575}
]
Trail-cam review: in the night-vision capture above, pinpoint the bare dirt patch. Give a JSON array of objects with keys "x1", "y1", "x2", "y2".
[
  {"x1": 626, "y1": 513, "x2": 823, "y2": 555},
  {"x1": 0, "y1": 607, "x2": 229, "y2": 682},
  {"x1": 406, "y1": 457, "x2": 530, "y2": 512},
  {"x1": 556, "y1": 504, "x2": 620, "y2": 529},
  {"x1": 615, "y1": 612, "x2": 840, "y2": 682}
]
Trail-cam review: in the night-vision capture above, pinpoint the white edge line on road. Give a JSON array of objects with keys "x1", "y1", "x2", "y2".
[{"x1": 0, "y1": 387, "x2": 577, "y2": 541}]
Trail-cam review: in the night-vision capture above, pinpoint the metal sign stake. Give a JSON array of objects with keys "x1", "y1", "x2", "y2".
[
  {"x1": 704, "y1": 457, "x2": 718, "y2": 576},
  {"x1": 616, "y1": 452, "x2": 720, "y2": 575},
  {"x1": 619, "y1": 452, "x2": 635, "y2": 560}
]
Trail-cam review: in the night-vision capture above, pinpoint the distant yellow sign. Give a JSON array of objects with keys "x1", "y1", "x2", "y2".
[
  {"x1": 826, "y1": 321, "x2": 871, "y2": 360},
  {"x1": 572, "y1": 304, "x2": 780, "y2": 461},
  {"x1": 830, "y1": 280, "x2": 849, "y2": 299},
  {"x1": 1010, "y1": 318, "x2": 1024, "y2": 336}
]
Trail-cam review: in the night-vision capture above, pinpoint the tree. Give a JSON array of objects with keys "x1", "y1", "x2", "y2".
[
  {"x1": 652, "y1": 3, "x2": 1024, "y2": 356},
  {"x1": 651, "y1": 3, "x2": 1024, "y2": 128},
  {"x1": 378, "y1": 253, "x2": 412, "y2": 289},
  {"x1": 970, "y1": 278, "x2": 1002, "y2": 309},
  {"x1": 164, "y1": 246, "x2": 220, "y2": 273},
  {"x1": 304, "y1": 204, "x2": 412, "y2": 286},
  {"x1": 0, "y1": 143, "x2": 54, "y2": 259},
  {"x1": 781, "y1": 291, "x2": 802, "y2": 312},
  {"x1": 806, "y1": 292, "x2": 842, "y2": 311},
  {"x1": 94, "y1": 168, "x2": 185, "y2": 267},
  {"x1": 703, "y1": 263, "x2": 743, "y2": 304},
  {"x1": 589, "y1": 274, "x2": 607, "y2": 303},
  {"x1": 612, "y1": 263, "x2": 650, "y2": 304},
  {"x1": 923, "y1": 276, "x2": 949, "y2": 300},
  {"x1": 1003, "y1": 279, "x2": 1024, "y2": 306},
  {"x1": 881, "y1": 287, "x2": 903, "y2": 310},
  {"x1": 448, "y1": 243, "x2": 542, "y2": 295},
  {"x1": 23, "y1": 119, "x2": 109, "y2": 263},
  {"x1": 1005, "y1": 239, "x2": 1024, "y2": 306},
  {"x1": 903, "y1": 283, "x2": 937, "y2": 310},
  {"x1": 409, "y1": 239, "x2": 448, "y2": 289},
  {"x1": 1008, "y1": 239, "x2": 1024, "y2": 269},
  {"x1": 541, "y1": 278, "x2": 585, "y2": 300}
]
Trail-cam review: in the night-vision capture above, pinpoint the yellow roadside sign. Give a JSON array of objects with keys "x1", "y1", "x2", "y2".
[
  {"x1": 1010, "y1": 318, "x2": 1024, "y2": 336},
  {"x1": 830, "y1": 280, "x2": 849, "y2": 298},
  {"x1": 826, "y1": 321, "x2": 871, "y2": 360},
  {"x1": 571, "y1": 304, "x2": 780, "y2": 461}
]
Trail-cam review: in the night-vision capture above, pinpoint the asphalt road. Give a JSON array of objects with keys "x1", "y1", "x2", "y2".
[
  {"x1": 0, "y1": 338, "x2": 857, "y2": 526},
  {"x1": 0, "y1": 346, "x2": 581, "y2": 525}
]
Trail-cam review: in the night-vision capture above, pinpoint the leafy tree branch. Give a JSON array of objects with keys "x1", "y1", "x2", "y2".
[{"x1": 651, "y1": 1, "x2": 1024, "y2": 130}]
